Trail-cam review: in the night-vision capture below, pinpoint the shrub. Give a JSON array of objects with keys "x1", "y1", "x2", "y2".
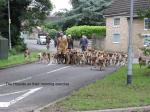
[
  {"x1": 141, "y1": 47, "x2": 150, "y2": 56},
  {"x1": 44, "y1": 22, "x2": 60, "y2": 31},
  {"x1": 9, "y1": 48, "x2": 17, "y2": 55},
  {"x1": 47, "y1": 29, "x2": 58, "y2": 39},
  {"x1": 42, "y1": 24, "x2": 58, "y2": 39},
  {"x1": 66, "y1": 25, "x2": 106, "y2": 39},
  {"x1": 13, "y1": 42, "x2": 27, "y2": 54}
]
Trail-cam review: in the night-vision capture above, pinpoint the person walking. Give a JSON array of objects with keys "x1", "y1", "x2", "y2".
[
  {"x1": 67, "y1": 35, "x2": 74, "y2": 50},
  {"x1": 46, "y1": 34, "x2": 51, "y2": 50},
  {"x1": 79, "y1": 35, "x2": 88, "y2": 52},
  {"x1": 57, "y1": 33, "x2": 68, "y2": 63}
]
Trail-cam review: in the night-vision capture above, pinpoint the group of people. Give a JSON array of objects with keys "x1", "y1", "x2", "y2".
[
  {"x1": 54, "y1": 32, "x2": 73, "y2": 54},
  {"x1": 55, "y1": 32, "x2": 89, "y2": 55}
]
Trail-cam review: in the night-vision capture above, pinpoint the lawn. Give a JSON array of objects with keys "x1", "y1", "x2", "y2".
[
  {"x1": 0, "y1": 52, "x2": 38, "y2": 68},
  {"x1": 57, "y1": 65, "x2": 150, "y2": 111}
]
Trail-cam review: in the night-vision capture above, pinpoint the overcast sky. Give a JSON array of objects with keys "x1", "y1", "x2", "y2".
[{"x1": 51, "y1": 0, "x2": 72, "y2": 12}]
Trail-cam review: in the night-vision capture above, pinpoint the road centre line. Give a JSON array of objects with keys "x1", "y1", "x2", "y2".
[
  {"x1": 0, "y1": 77, "x2": 32, "y2": 88},
  {"x1": 46, "y1": 66, "x2": 70, "y2": 74},
  {"x1": 13, "y1": 77, "x2": 32, "y2": 83},
  {"x1": 0, "y1": 66, "x2": 70, "y2": 88}
]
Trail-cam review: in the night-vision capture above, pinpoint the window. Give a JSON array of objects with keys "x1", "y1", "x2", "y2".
[
  {"x1": 113, "y1": 34, "x2": 120, "y2": 43},
  {"x1": 144, "y1": 18, "x2": 150, "y2": 30},
  {"x1": 114, "y1": 18, "x2": 120, "y2": 26},
  {"x1": 143, "y1": 34, "x2": 150, "y2": 47}
]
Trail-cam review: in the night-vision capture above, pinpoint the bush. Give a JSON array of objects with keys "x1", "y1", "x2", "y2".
[
  {"x1": 66, "y1": 25, "x2": 106, "y2": 39},
  {"x1": 9, "y1": 48, "x2": 17, "y2": 55},
  {"x1": 15, "y1": 45, "x2": 25, "y2": 53},
  {"x1": 47, "y1": 29, "x2": 58, "y2": 39},
  {"x1": 44, "y1": 22, "x2": 60, "y2": 30},
  {"x1": 141, "y1": 47, "x2": 150, "y2": 56},
  {"x1": 10, "y1": 43, "x2": 27, "y2": 55},
  {"x1": 42, "y1": 24, "x2": 58, "y2": 39}
]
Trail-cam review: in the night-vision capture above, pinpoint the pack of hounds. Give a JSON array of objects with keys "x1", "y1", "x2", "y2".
[
  {"x1": 37, "y1": 49, "x2": 128, "y2": 71},
  {"x1": 24, "y1": 47, "x2": 150, "y2": 70}
]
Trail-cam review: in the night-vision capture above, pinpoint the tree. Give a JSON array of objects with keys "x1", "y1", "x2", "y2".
[
  {"x1": 55, "y1": 0, "x2": 111, "y2": 31},
  {"x1": 63, "y1": 0, "x2": 111, "y2": 28},
  {"x1": 0, "y1": 0, "x2": 52, "y2": 47},
  {"x1": 138, "y1": 8, "x2": 150, "y2": 19},
  {"x1": 0, "y1": 0, "x2": 7, "y2": 36},
  {"x1": 22, "y1": 0, "x2": 53, "y2": 32},
  {"x1": 44, "y1": 0, "x2": 111, "y2": 31}
]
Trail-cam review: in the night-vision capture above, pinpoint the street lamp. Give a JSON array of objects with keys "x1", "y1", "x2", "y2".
[
  {"x1": 127, "y1": 0, "x2": 134, "y2": 85},
  {"x1": 8, "y1": 0, "x2": 12, "y2": 49}
]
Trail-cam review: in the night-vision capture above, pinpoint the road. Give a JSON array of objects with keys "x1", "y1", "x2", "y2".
[
  {"x1": 24, "y1": 39, "x2": 57, "y2": 52},
  {"x1": 0, "y1": 63, "x2": 117, "y2": 112},
  {"x1": 0, "y1": 39, "x2": 117, "y2": 112}
]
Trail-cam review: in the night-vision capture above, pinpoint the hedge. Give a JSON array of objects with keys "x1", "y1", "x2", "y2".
[
  {"x1": 42, "y1": 26, "x2": 58, "y2": 39},
  {"x1": 66, "y1": 25, "x2": 106, "y2": 39},
  {"x1": 47, "y1": 29, "x2": 58, "y2": 39}
]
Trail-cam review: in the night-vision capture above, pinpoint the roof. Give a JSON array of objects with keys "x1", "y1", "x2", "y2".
[{"x1": 104, "y1": 0, "x2": 150, "y2": 17}]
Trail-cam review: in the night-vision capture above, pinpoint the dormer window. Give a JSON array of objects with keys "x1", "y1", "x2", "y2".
[
  {"x1": 144, "y1": 18, "x2": 150, "y2": 30},
  {"x1": 113, "y1": 18, "x2": 120, "y2": 26}
]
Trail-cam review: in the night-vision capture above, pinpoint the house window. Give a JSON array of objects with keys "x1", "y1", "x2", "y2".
[
  {"x1": 143, "y1": 34, "x2": 150, "y2": 47},
  {"x1": 144, "y1": 18, "x2": 150, "y2": 30},
  {"x1": 114, "y1": 18, "x2": 120, "y2": 26},
  {"x1": 113, "y1": 34, "x2": 120, "y2": 43}
]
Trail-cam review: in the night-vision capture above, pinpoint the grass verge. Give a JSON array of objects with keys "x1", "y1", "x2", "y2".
[
  {"x1": 56, "y1": 65, "x2": 150, "y2": 111},
  {"x1": 0, "y1": 52, "x2": 38, "y2": 68}
]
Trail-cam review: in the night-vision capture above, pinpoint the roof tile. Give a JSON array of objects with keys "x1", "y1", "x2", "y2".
[{"x1": 104, "y1": 0, "x2": 150, "y2": 17}]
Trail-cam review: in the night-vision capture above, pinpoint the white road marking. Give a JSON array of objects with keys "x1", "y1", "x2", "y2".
[
  {"x1": 0, "y1": 77, "x2": 32, "y2": 88},
  {"x1": 0, "y1": 87, "x2": 42, "y2": 108},
  {"x1": 47, "y1": 66, "x2": 70, "y2": 74},
  {"x1": 0, "y1": 66, "x2": 70, "y2": 88},
  {"x1": 13, "y1": 77, "x2": 32, "y2": 83},
  {"x1": 0, "y1": 102, "x2": 10, "y2": 108},
  {"x1": 0, "y1": 84, "x2": 6, "y2": 87},
  {"x1": 0, "y1": 89, "x2": 31, "y2": 97}
]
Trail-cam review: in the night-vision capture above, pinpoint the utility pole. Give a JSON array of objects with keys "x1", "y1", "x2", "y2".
[
  {"x1": 8, "y1": 0, "x2": 12, "y2": 49},
  {"x1": 127, "y1": 0, "x2": 134, "y2": 85}
]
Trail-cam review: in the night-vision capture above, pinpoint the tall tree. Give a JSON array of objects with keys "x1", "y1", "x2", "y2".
[
  {"x1": 0, "y1": 0, "x2": 52, "y2": 47},
  {"x1": 65, "y1": 0, "x2": 111, "y2": 26},
  {"x1": 56, "y1": 0, "x2": 111, "y2": 31},
  {"x1": 0, "y1": 0, "x2": 7, "y2": 36},
  {"x1": 42, "y1": 0, "x2": 111, "y2": 31}
]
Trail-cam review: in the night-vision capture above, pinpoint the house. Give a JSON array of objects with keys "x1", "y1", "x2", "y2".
[{"x1": 104, "y1": 0, "x2": 150, "y2": 57}]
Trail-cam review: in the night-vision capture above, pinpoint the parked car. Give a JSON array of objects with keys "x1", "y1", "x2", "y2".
[{"x1": 37, "y1": 34, "x2": 47, "y2": 45}]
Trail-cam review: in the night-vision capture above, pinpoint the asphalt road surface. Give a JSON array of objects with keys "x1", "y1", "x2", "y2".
[
  {"x1": 25, "y1": 39, "x2": 57, "y2": 52},
  {"x1": 0, "y1": 62, "x2": 117, "y2": 112}
]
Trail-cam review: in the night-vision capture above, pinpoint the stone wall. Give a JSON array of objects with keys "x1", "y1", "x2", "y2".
[{"x1": 73, "y1": 38, "x2": 105, "y2": 50}]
